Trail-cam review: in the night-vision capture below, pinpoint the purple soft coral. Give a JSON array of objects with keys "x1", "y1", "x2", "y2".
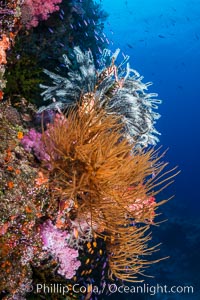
[
  {"x1": 21, "y1": 113, "x2": 66, "y2": 163},
  {"x1": 21, "y1": 129, "x2": 50, "y2": 161},
  {"x1": 40, "y1": 220, "x2": 81, "y2": 279}
]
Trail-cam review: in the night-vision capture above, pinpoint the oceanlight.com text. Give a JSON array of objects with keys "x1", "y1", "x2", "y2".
[
  {"x1": 107, "y1": 283, "x2": 194, "y2": 295},
  {"x1": 34, "y1": 282, "x2": 194, "y2": 296}
]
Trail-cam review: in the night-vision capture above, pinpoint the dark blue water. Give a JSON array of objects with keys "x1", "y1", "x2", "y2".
[{"x1": 100, "y1": 0, "x2": 200, "y2": 299}]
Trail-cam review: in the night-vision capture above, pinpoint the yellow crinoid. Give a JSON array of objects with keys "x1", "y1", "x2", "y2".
[{"x1": 42, "y1": 102, "x2": 177, "y2": 281}]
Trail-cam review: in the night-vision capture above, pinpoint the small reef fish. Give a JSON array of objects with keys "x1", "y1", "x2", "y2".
[
  {"x1": 127, "y1": 43, "x2": 133, "y2": 48},
  {"x1": 48, "y1": 27, "x2": 54, "y2": 33},
  {"x1": 98, "y1": 47, "x2": 103, "y2": 54},
  {"x1": 195, "y1": 33, "x2": 199, "y2": 40},
  {"x1": 83, "y1": 19, "x2": 88, "y2": 26}
]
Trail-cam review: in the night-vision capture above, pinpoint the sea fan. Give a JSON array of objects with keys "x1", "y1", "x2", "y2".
[{"x1": 39, "y1": 47, "x2": 162, "y2": 147}]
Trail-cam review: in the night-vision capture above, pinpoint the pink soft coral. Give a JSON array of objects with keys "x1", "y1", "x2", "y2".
[
  {"x1": 128, "y1": 196, "x2": 156, "y2": 223},
  {"x1": 21, "y1": 0, "x2": 62, "y2": 29},
  {"x1": 40, "y1": 220, "x2": 81, "y2": 279}
]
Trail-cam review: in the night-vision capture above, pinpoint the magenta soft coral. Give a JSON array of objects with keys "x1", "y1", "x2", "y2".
[
  {"x1": 21, "y1": 0, "x2": 62, "y2": 29},
  {"x1": 21, "y1": 114, "x2": 63, "y2": 162},
  {"x1": 40, "y1": 220, "x2": 81, "y2": 279},
  {"x1": 21, "y1": 128, "x2": 50, "y2": 161}
]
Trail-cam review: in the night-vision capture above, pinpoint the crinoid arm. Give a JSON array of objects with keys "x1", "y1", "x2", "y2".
[
  {"x1": 40, "y1": 104, "x2": 177, "y2": 282},
  {"x1": 39, "y1": 47, "x2": 162, "y2": 148}
]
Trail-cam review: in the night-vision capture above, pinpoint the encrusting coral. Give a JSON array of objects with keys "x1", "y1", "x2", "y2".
[
  {"x1": 0, "y1": 0, "x2": 23, "y2": 100},
  {"x1": 0, "y1": 26, "x2": 178, "y2": 296},
  {"x1": 0, "y1": 39, "x2": 179, "y2": 298}
]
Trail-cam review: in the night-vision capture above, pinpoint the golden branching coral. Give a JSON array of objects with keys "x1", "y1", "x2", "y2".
[
  {"x1": 107, "y1": 225, "x2": 161, "y2": 282},
  {"x1": 42, "y1": 104, "x2": 177, "y2": 281}
]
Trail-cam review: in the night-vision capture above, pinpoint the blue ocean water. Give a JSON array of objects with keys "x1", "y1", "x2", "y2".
[{"x1": 99, "y1": 0, "x2": 200, "y2": 299}]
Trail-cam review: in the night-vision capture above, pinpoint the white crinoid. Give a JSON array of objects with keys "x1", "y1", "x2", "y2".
[{"x1": 39, "y1": 47, "x2": 162, "y2": 148}]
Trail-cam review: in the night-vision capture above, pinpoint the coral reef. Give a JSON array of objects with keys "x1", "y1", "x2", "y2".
[
  {"x1": 4, "y1": 52, "x2": 43, "y2": 104},
  {"x1": 3, "y1": 0, "x2": 108, "y2": 104},
  {"x1": 0, "y1": 96, "x2": 177, "y2": 299},
  {"x1": 25, "y1": 104, "x2": 176, "y2": 282},
  {"x1": 0, "y1": 102, "x2": 44, "y2": 299},
  {"x1": 0, "y1": 1, "x2": 178, "y2": 299},
  {"x1": 0, "y1": 0, "x2": 23, "y2": 98},
  {"x1": 0, "y1": 0, "x2": 22, "y2": 35}
]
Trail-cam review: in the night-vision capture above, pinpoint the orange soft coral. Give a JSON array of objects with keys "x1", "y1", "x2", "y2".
[{"x1": 0, "y1": 34, "x2": 10, "y2": 64}]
